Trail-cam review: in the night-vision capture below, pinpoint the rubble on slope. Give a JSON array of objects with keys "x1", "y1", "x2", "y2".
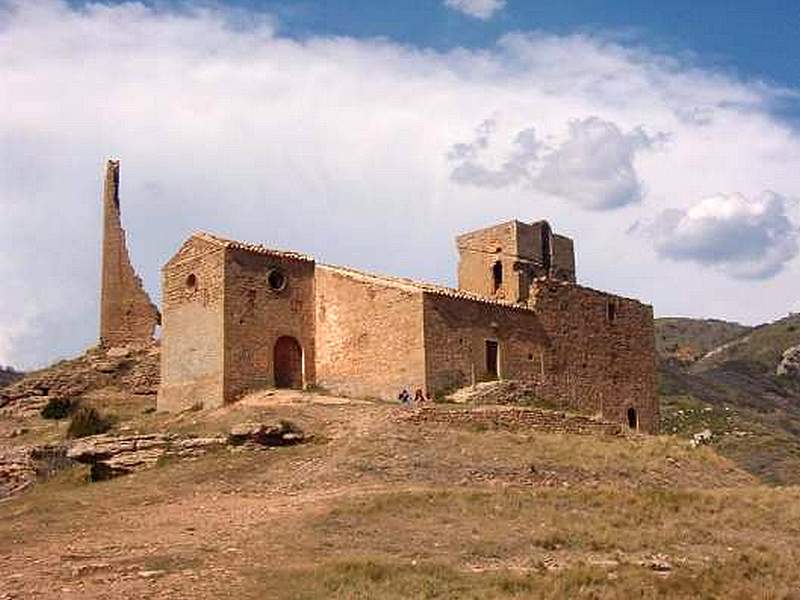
[{"x1": 447, "y1": 380, "x2": 556, "y2": 408}]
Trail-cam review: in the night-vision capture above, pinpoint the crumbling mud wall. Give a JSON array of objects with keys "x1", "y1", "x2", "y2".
[{"x1": 99, "y1": 160, "x2": 160, "y2": 347}]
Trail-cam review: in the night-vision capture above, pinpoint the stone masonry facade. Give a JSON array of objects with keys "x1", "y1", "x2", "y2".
[{"x1": 156, "y1": 218, "x2": 658, "y2": 433}]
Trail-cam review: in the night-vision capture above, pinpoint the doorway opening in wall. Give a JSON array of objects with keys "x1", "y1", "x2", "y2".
[
  {"x1": 485, "y1": 340, "x2": 499, "y2": 380},
  {"x1": 274, "y1": 336, "x2": 303, "y2": 389},
  {"x1": 492, "y1": 261, "x2": 503, "y2": 292},
  {"x1": 627, "y1": 407, "x2": 638, "y2": 430}
]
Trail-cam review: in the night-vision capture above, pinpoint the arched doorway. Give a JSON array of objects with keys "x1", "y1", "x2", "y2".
[
  {"x1": 274, "y1": 336, "x2": 303, "y2": 389},
  {"x1": 627, "y1": 407, "x2": 638, "y2": 430}
]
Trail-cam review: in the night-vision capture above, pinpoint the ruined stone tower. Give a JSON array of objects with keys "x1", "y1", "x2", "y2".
[
  {"x1": 456, "y1": 220, "x2": 576, "y2": 304},
  {"x1": 99, "y1": 160, "x2": 160, "y2": 346}
]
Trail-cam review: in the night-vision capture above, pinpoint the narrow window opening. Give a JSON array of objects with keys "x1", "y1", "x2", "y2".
[
  {"x1": 492, "y1": 261, "x2": 503, "y2": 292},
  {"x1": 485, "y1": 340, "x2": 499, "y2": 379},
  {"x1": 607, "y1": 301, "x2": 617, "y2": 323},
  {"x1": 185, "y1": 273, "x2": 197, "y2": 291},
  {"x1": 541, "y1": 223, "x2": 552, "y2": 275},
  {"x1": 627, "y1": 407, "x2": 638, "y2": 430}
]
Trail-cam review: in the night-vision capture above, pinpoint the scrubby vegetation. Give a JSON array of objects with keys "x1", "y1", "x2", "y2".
[
  {"x1": 66, "y1": 406, "x2": 113, "y2": 438},
  {"x1": 40, "y1": 396, "x2": 79, "y2": 420},
  {"x1": 656, "y1": 314, "x2": 800, "y2": 485},
  {"x1": 0, "y1": 364, "x2": 23, "y2": 389}
]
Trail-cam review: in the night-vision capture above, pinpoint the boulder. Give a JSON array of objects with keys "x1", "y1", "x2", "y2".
[
  {"x1": 777, "y1": 345, "x2": 800, "y2": 379},
  {"x1": 228, "y1": 420, "x2": 306, "y2": 447},
  {"x1": 691, "y1": 429, "x2": 713, "y2": 447}
]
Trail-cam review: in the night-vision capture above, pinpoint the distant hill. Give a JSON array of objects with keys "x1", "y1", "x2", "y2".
[
  {"x1": 655, "y1": 317, "x2": 751, "y2": 365},
  {"x1": 0, "y1": 366, "x2": 23, "y2": 389},
  {"x1": 656, "y1": 313, "x2": 800, "y2": 485}
]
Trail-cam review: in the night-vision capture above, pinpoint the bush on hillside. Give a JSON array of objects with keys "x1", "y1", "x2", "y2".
[
  {"x1": 41, "y1": 396, "x2": 79, "y2": 420},
  {"x1": 66, "y1": 406, "x2": 113, "y2": 439}
]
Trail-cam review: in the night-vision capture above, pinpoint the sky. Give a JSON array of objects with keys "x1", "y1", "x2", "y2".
[{"x1": 1, "y1": 0, "x2": 799, "y2": 369}]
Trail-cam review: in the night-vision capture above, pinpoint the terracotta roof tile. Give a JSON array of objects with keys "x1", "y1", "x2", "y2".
[
  {"x1": 319, "y1": 264, "x2": 535, "y2": 312},
  {"x1": 193, "y1": 232, "x2": 314, "y2": 262},
  {"x1": 192, "y1": 232, "x2": 535, "y2": 311}
]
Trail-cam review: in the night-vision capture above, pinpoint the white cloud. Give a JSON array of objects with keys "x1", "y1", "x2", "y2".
[
  {"x1": 444, "y1": 0, "x2": 506, "y2": 20},
  {"x1": 449, "y1": 116, "x2": 665, "y2": 209},
  {"x1": 1, "y1": 1, "x2": 800, "y2": 368},
  {"x1": 448, "y1": 119, "x2": 542, "y2": 188},
  {"x1": 640, "y1": 192, "x2": 799, "y2": 280}
]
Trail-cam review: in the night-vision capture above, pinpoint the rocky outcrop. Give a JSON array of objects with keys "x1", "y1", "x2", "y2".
[
  {"x1": 777, "y1": 345, "x2": 800, "y2": 379},
  {"x1": 66, "y1": 433, "x2": 225, "y2": 481},
  {"x1": 65, "y1": 421, "x2": 308, "y2": 482},
  {"x1": 227, "y1": 421, "x2": 307, "y2": 447},
  {"x1": 0, "y1": 343, "x2": 159, "y2": 416},
  {"x1": 0, "y1": 445, "x2": 68, "y2": 500}
]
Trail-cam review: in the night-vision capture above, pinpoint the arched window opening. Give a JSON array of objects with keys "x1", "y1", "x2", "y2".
[{"x1": 492, "y1": 261, "x2": 503, "y2": 292}]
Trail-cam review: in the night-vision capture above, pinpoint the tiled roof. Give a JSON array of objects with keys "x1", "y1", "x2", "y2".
[
  {"x1": 193, "y1": 232, "x2": 315, "y2": 263},
  {"x1": 192, "y1": 232, "x2": 536, "y2": 311},
  {"x1": 319, "y1": 264, "x2": 536, "y2": 312}
]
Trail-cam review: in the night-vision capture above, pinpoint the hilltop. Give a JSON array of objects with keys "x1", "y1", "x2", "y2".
[
  {"x1": 4, "y1": 384, "x2": 800, "y2": 598},
  {"x1": 0, "y1": 365, "x2": 23, "y2": 389},
  {"x1": 656, "y1": 313, "x2": 800, "y2": 485},
  {"x1": 0, "y1": 311, "x2": 798, "y2": 597},
  {"x1": 1, "y1": 342, "x2": 800, "y2": 597}
]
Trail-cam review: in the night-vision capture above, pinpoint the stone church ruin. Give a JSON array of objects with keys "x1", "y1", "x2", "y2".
[{"x1": 98, "y1": 161, "x2": 659, "y2": 433}]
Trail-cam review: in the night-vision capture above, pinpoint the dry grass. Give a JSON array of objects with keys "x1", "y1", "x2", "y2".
[{"x1": 2, "y1": 392, "x2": 799, "y2": 599}]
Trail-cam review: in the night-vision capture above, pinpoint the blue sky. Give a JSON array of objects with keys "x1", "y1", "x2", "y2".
[
  {"x1": 2, "y1": 0, "x2": 800, "y2": 367},
  {"x1": 74, "y1": 0, "x2": 800, "y2": 98}
]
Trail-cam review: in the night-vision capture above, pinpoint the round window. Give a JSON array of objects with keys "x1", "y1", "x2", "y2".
[{"x1": 267, "y1": 268, "x2": 287, "y2": 291}]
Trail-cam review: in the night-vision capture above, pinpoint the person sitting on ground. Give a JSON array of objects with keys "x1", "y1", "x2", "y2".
[
  {"x1": 398, "y1": 389, "x2": 411, "y2": 405},
  {"x1": 413, "y1": 388, "x2": 426, "y2": 403}
]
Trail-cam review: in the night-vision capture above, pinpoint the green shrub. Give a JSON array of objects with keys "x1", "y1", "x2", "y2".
[
  {"x1": 66, "y1": 406, "x2": 113, "y2": 438},
  {"x1": 40, "y1": 397, "x2": 78, "y2": 420}
]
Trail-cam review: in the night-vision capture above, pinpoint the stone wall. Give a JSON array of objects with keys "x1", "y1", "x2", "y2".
[
  {"x1": 157, "y1": 236, "x2": 225, "y2": 411},
  {"x1": 530, "y1": 279, "x2": 659, "y2": 433},
  {"x1": 223, "y1": 248, "x2": 316, "y2": 400},
  {"x1": 99, "y1": 160, "x2": 160, "y2": 347},
  {"x1": 456, "y1": 220, "x2": 576, "y2": 305},
  {"x1": 400, "y1": 405, "x2": 623, "y2": 436},
  {"x1": 315, "y1": 266, "x2": 426, "y2": 399},
  {"x1": 456, "y1": 221, "x2": 522, "y2": 302},
  {"x1": 422, "y1": 293, "x2": 547, "y2": 397},
  {"x1": 550, "y1": 234, "x2": 576, "y2": 282}
]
